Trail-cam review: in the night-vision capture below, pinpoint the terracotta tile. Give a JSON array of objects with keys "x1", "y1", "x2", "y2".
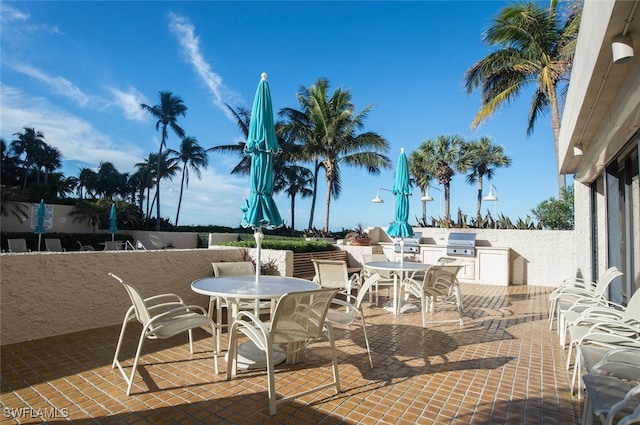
[{"x1": 0, "y1": 284, "x2": 583, "y2": 423}]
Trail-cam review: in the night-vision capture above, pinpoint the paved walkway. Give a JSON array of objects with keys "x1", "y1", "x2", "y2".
[{"x1": 1, "y1": 284, "x2": 580, "y2": 424}]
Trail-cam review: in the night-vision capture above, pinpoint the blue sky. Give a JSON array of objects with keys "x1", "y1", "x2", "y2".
[{"x1": 0, "y1": 1, "x2": 565, "y2": 231}]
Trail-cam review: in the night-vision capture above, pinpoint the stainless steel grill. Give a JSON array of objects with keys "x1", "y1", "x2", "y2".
[
  {"x1": 446, "y1": 233, "x2": 476, "y2": 256},
  {"x1": 394, "y1": 232, "x2": 422, "y2": 253}
]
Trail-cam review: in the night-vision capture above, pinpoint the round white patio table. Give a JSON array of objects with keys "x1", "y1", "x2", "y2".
[
  {"x1": 364, "y1": 261, "x2": 432, "y2": 315},
  {"x1": 191, "y1": 275, "x2": 320, "y2": 369}
]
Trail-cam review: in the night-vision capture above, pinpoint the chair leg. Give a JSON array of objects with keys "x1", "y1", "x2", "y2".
[
  {"x1": 113, "y1": 318, "x2": 130, "y2": 369},
  {"x1": 326, "y1": 324, "x2": 341, "y2": 394},
  {"x1": 266, "y1": 343, "x2": 277, "y2": 415},
  {"x1": 359, "y1": 313, "x2": 373, "y2": 368},
  {"x1": 421, "y1": 294, "x2": 428, "y2": 328},
  {"x1": 126, "y1": 330, "x2": 148, "y2": 396}
]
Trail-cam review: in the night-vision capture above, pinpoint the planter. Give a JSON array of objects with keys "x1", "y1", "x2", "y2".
[{"x1": 350, "y1": 238, "x2": 371, "y2": 246}]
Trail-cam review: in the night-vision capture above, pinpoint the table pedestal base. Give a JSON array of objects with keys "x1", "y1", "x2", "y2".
[
  {"x1": 225, "y1": 341, "x2": 286, "y2": 370},
  {"x1": 383, "y1": 302, "x2": 419, "y2": 314}
]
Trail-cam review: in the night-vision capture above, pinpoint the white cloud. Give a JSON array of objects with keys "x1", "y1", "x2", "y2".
[
  {"x1": 12, "y1": 64, "x2": 93, "y2": 108},
  {"x1": 0, "y1": 84, "x2": 142, "y2": 172},
  {"x1": 0, "y1": 4, "x2": 30, "y2": 23},
  {"x1": 108, "y1": 86, "x2": 149, "y2": 122},
  {"x1": 168, "y1": 12, "x2": 241, "y2": 121}
]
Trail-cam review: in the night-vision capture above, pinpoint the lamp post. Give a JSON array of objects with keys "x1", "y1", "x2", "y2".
[{"x1": 483, "y1": 184, "x2": 499, "y2": 229}]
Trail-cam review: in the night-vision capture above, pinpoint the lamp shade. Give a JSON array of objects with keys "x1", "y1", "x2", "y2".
[{"x1": 612, "y1": 35, "x2": 634, "y2": 64}]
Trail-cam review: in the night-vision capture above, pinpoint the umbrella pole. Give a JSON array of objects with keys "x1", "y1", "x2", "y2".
[
  {"x1": 254, "y1": 230, "x2": 263, "y2": 284},
  {"x1": 38, "y1": 234, "x2": 42, "y2": 252}
]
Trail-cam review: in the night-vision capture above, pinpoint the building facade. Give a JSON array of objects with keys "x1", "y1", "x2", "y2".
[{"x1": 559, "y1": 0, "x2": 639, "y2": 303}]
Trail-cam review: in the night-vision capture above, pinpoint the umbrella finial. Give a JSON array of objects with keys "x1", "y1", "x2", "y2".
[
  {"x1": 400, "y1": 147, "x2": 405, "y2": 153},
  {"x1": 261, "y1": 72, "x2": 267, "y2": 81}
]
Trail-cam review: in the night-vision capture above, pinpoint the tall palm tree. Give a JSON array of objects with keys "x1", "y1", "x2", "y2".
[
  {"x1": 209, "y1": 104, "x2": 252, "y2": 175},
  {"x1": 39, "y1": 144, "x2": 62, "y2": 185},
  {"x1": 134, "y1": 153, "x2": 156, "y2": 223},
  {"x1": 280, "y1": 77, "x2": 391, "y2": 231},
  {"x1": 408, "y1": 149, "x2": 435, "y2": 224},
  {"x1": 463, "y1": 136, "x2": 512, "y2": 218},
  {"x1": 95, "y1": 161, "x2": 122, "y2": 200},
  {"x1": 167, "y1": 136, "x2": 210, "y2": 226},
  {"x1": 78, "y1": 167, "x2": 98, "y2": 199},
  {"x1": 463, "y1": 1, "x2": 581, "y2": 196},
  {"x1": 140, "y1": 91, "x2": 187, "y2": 229},
  {"x1": 11, "y1": 127, "x2": 46, "y2": 194},
  {"x1": 414, "y1": 134, "x2": 468, "y2": 222},
  {"x1": 274, "y1": 164, "x2": 313, "y2": 234}
]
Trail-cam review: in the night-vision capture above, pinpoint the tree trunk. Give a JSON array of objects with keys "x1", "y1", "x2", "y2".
[
  {"x1": 549, "y1": 86, "x2": 566, "y2": 199},
  {"x1": 323, "y1": 177, "x2": 332, "y2": 232},
  {"x1": 476, "y1": 176, "x2": 483, "y2": 218},
  {"x1": 175, "y1": 167, "x2": 186, "y2": 226},
  {"x1": 307, "y1": 160, "x2": 321, "y2": 229},
  {"x1": 290, "y1": 194, "x2": 296, "y2": 235}
]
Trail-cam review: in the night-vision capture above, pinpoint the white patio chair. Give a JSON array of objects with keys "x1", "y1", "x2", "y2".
[
  {"x1": 561, "y1": 289, "x2": 640, "y2": 349},
  {"x1": 361, "y1": 253, "x2": 395, "y2": 304},
  {"x1": 549, "y1": 267, "x2": 621, "y2": 328},
  {"x1": 226, "y1": 288, "x2": 341, "y2": 415},
  {"x1": 76, "y1": 241, "x2": 94, "y2": 251},
  {"x1": 312, "y1": 259, "x2": 361, "y2": 294},
  {"x1": 402, "y1": 264, "x2": 464, "y2": 328},
  {"x1": 45, "y1": 238, "x2": 65, "y2": 252},
  {"x1": 566, "y1": 318, "x2": 640, "y2": 394},
  {"x1": 109, "y1": 273, "x2": 218, "y2": 396},
  {"x1": 314, "y1": 260, "x2": 382, "y2": 367},
  {"x1": 209, "y1": 261, "x2": 273, "y2": 352},
  {"x1": 581, "y1": 353, "x2": 640, "y2": 425},
  {"x1": 7, "y1": 238, "x2": 30, "y2": 253},
  {"x1": 576, "y1": 347, "x2": 640, "y2": 399}
]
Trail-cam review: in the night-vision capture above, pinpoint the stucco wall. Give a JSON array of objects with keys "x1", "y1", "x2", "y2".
[{"x1": 0, "y1": 248, "x2": 292, "y2": 345}]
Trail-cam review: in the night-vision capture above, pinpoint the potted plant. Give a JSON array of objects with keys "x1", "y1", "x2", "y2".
[{"x1": 345, "y1": 223, "x2": 371, "y2": 246}]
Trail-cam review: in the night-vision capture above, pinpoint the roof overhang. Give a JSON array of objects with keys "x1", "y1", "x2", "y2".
[{"x1": 558, "y1": 0, "x2": 640, "y2": 182}]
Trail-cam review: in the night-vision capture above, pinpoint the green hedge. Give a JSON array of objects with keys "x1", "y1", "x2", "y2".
[{"x1": 219, "y1": 239, "x2": 338, "y2": 253}]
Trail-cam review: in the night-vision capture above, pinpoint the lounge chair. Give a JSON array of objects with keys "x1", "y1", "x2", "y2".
[
  {"x1": 45, "y1": 238, "x2": 66, "y2": 252},
  {"x1": 7, "y1": 239, "x2": 30, "y2": 253}
]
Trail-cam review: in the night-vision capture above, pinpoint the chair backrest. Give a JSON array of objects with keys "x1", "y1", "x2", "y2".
[
  {"x1": 362, "y1": 253, "x2": 393, "y2": 279},
  {"x1": 211, "y1": 261, "x2": 255, "y2": 277},
  {"x1": 45, "y1": 238, "x2": 63, "y2": 252},
  {"x1": 437, "y1": 257, "x2": 464, "y2": 265},
  {"x1": 104, "y1": 241, "x2": 119, "y2": 251},
  {"x1": 270, "y1": 288, "x2": 340, "y2": 343},
  {"x1": 7, "y1": 239, "x2": 29, "y2": 253},
  {"x1": 423, "y1": 265, "x2": 463, "y2": 294},
  {"x1": 77, "y1": 241, "x2": 94, "y2": 251},
  {"x1": 594, "y1": 267, "x2": 622, "y2": 296},
  {"x1": 312, "y1": 260, "x2": 349, "y2": 289},
  {"x1": 109, "y1": 273, "x2": 151, "y2": 325}
]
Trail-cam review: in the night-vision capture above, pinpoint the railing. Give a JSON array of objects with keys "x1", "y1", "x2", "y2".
[{"x1": 124, "y1": 240, "x2": 147, "y2": 250}]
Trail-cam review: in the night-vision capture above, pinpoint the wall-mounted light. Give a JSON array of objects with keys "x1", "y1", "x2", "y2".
[
  {"x1": 573, "y1": 143, "x2": 583, "y2": 156},
  {"x1": 612, "y1": 34, "x2": 634, "y2": 64},
  {"x1": 483, "y1": 184, "x2": 499, "y2": 229}
]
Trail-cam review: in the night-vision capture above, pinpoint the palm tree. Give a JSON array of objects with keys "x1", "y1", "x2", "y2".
[
  {"x1": 408, "y1": 149, "x2": 435, "y2": 225},
  {"x1": 414, "y1": 134, "x2": 468, "y2": 222},
  {"x1": 95, "y1": 161, "x2": 122, "y2": 200},
  {"x1": 134, "y1": 153, "x2": 156, "y2": 223},
  {"x1": 280, "y1": 78, "x2": 391, "y2": 231},
  {"x1": 463, "y1": 1, "x2": 581, "y2": 196},
  {"x1": 209, "y1": 104, "x2": 252, "y2": 175},
  {"x1": 274, "y1": 164, "x2": 313, "y2": 234},
  {"x1": 167, "y1": 136, "x2": 210, "y2": 226},
  {"x1": 463, "y1": 137, "x2": 512, "y2": 218},
  {"x1": 140, "y1": 91, "x2": 187, "y2": 229},
  {"x1": 11, "y1": 127, "x2": 46, "y2": 194},
  {"x1": 39, "y1": 144, "x2": 62, "y2": 185},
  {"x1": 77, "y1": 167, "x2": 98, "y2": 199}
]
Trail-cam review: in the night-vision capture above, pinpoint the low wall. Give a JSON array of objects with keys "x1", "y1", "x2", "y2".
[{"x1": 0, "y1": 248, "x2": 293, "y2": 345}]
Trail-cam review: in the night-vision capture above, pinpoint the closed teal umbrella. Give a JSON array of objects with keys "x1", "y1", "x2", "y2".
[
  {"x1": 241, "y1": 73, "x2": 284, "y2": 282},
  {"x1": 386, "y1": 148, "x2": 414, "y2": 265},
  {"x1": 108, "y1": 203, "x2": 117, "y2": 242},
  {"x1": 34, "y1": 199, "x2": 46, "y2": 251}
]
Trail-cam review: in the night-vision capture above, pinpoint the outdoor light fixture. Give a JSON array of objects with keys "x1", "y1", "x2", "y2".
[
  {"x1": 483, "y1": 184, "x2": 499, "y2": 229},
  {"x1": 612, "y1": 34, "x2": 634, "y2": 64},
  {"x1": 420, "y1": 185, "x2": 442, "y2": 218},
  {"x1": 573, "y1": 143, "x2": 583, "y2": 156},
  {"x1": 371, "y1": 188, "x2": 392, "y2": 203}
]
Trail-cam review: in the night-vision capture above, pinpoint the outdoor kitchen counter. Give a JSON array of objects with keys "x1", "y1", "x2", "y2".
[{"x1": 420, "y1": 244, "x2": 511, "y2": 286}]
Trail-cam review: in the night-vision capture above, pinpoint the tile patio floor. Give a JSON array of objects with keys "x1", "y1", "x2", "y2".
[{"x1": 1, "y1": 284, "x2": 582, "y2": 424}]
